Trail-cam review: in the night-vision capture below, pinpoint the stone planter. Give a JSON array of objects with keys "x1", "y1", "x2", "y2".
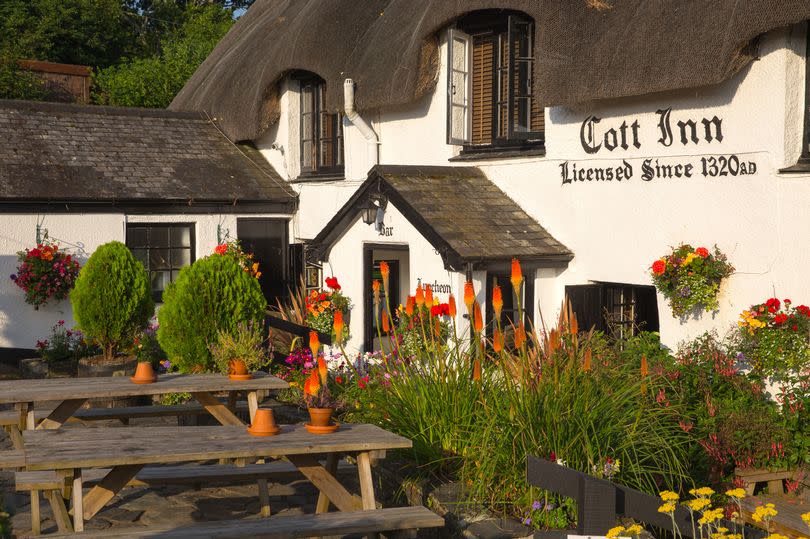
[{"x1": 20, "y1": 357, "x2": 77, "y2": 379}]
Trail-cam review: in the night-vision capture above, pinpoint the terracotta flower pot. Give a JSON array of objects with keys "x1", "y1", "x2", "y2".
[
  {"x1": 247, "y1": 408, "x2": 280, "y2": 436},
  {"x1": 130, "y1": 361, "x2": 157, "y2": 384},
  {"x1": 306, "y1": 407, "x2": 339, "y2": 434},
  {"x1": 228, "y1": 359, "x2": 252, "y2": 381}
]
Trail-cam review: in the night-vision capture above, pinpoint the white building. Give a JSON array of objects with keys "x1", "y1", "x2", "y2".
[{"x1": 3, "y1": 2, "x2": 810, "y2": 356}]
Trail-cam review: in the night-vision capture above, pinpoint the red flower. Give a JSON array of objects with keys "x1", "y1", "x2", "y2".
[
  {"x1": 766, "y1": 297, "x2": 780, "y2": 309},
  {"x1": 792, "y1": 325, "x2": 799, "y2": 331},
  {"x1": 774, "y1": 313, "x2": 788, "y2": 325},
  {"x1": 796, "y1": 305, "x2": 809, "y2": 316},
  {"x1": 325, "y1": 276, "x2": 341, "y2": 290},
  {"x1": 695, "y1": 247, "x2": 709, "y2": 258},
  {"x1": 651, "y1": 259, "x2": 666, "y2": 275},
  {"x1": 214, "y1": 244, "x2": 228, "y2": 255}
]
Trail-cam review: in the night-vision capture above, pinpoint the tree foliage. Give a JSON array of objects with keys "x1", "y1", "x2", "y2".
[
  {"x1": 93, "y1": 5, "x2": 234, "y2": 108},
  {"x1": 157, "y1": 254, "x2": 266, "y2": 373},
  {"x1": 71, "y1": 241, "x2": 154, "y2": 361},
  {"x1": 0, "y1": 57, "x2": 47, "y2": 101}
]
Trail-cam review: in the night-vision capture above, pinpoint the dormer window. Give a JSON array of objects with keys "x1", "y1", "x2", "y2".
[
  {"x1": 299, "y1": 76, "x2": 344, "y2": 176},
  {"x1": 447, "y1": 12, "x2": 544, "y2": 150}
]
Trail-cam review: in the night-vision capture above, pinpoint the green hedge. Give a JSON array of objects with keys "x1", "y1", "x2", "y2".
[
  {"x1": 157, "y1": 254, "x2": 266, "y2": 372},
  {"x1": 70, "y1": 241, "x2": 153, "y2": 360}
]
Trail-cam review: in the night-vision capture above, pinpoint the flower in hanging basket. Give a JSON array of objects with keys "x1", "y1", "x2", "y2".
[
  {"x1": 649, "y1": 244, "x2": 734, "y2": 318},
  {"x1": 10, "y1": 241, "x2": 80, "y2": 309},
  {"x1": 734, "y1": 297, "x2": 809, "y2": 377}
]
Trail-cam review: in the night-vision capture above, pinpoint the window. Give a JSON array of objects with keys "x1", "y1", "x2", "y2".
[
  {"x1": 126, "y1": 224, "x2": 194, "y2": 302},
  {"x1": 486, "y1": 271, "x2": 534, "y2": 337},
  {"x1": 300, "y1": 77, "x2": 344, "y2": 175},
  {"x1": 447, "y1": 12, "x2": 544, "y2": 148},
  {"x1": 802, "y1": 23, "x2": 810, "y2": 160},
  {"x1": 565, "y1": 283, "x2": 659, "y2": 339}
]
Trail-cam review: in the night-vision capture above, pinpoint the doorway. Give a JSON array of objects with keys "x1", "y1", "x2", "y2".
[
  {"x1": 362, "y1": 244, "x2": 410, "y2": 351},
  {"x1": 237, "y1": 218, "x2": 289, "y2": 306}
]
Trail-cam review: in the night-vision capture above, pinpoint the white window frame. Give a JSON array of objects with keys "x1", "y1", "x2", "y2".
[{"x1": 447, "y1": 28, "x2": 472, "y2": 145}]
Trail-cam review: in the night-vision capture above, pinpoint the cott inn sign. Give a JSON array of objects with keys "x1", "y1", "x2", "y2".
[{"x1": 561, "y1": 108, "x2": 757, "y2": 185}]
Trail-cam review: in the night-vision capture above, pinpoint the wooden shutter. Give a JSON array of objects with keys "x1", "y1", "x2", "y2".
[
  {"x1": 471, "y1": 34, "x2": 495, "y2": 145},
  {"x1": 507, "y1": 15, "x2": 543, "y2": 141},
  {"x1": 565, "y1": 285, "x2": 604, "y2": 333},
  {"x1": 447, "y1": 28, "x2": 471, "y2": 144},
  {"x1": 634, "y1": 286, "x2": 660, "y2": 333}
]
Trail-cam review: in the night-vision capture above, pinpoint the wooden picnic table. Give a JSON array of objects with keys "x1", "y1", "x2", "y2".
[
  {"x1": 21, "y1": 423, "x2": 412, "y2": 533},
  {"x1": 0, "y1": 372, "x2": 288, "y2": 430}
]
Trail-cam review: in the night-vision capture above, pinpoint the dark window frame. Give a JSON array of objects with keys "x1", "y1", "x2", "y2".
[
  {"x1": 565, "y1": 282, "x2": 659, "y2": 339},
  {"x1": 298, "y1": 76, "x2": 344, "y2": 177},
  {"x1": 125, "y1": 223, "x2": 195, "y2": 303},
  {"x1": 452, "y1": 11, "x2": 545, "y2": 156}
]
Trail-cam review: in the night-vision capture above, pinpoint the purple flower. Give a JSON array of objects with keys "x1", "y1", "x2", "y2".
[
  {"x1": 522, "y1": 517, "x2": 531, "y2": 526},
  {"x1": 532, "y1": 500, "x2": 542, "y2": 511}
]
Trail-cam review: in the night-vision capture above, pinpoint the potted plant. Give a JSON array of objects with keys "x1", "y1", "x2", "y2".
[
  {"x1": 22, "y1": 321, "x2": 95, "y2": 379},
  {"x1": 209, "y1": 322, "x2": 267, "y2": 380},
  {"x1": 303, "y1": 331, "x2": 338, "y2": 433},
  {"x1": 11, "y1": 240, "x2": 80, "y2": 310},
  {"x1": 70, "y1": 242, "x2": 153, "y2": 404},
  {"x1": 157, "y1": 253, "x2": 266, "y2": 373},
  {"x1": 650, "y1": 244, "x2": 734, "y2": 318}
]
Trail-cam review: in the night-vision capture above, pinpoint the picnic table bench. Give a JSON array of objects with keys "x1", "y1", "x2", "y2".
[{"x1": 15, "y1": 423, "x2": 437, "y2": 537}]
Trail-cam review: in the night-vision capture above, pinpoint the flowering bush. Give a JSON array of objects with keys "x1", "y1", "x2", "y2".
[
  {"x1": 213, "y1": 240, "x2": 261, "y2": 278},
  {"x1": 650, "y1": 244, "x2": 734, "y2": 317},
  {"x1": 305, "y1": 277, "x2": 351, "y2": 338},
  {"x1": 11, "y1": 241, "x2": 80, "y2": 309},
  {"x1": 130, "y1": 322, "x2": 165, "y2": 366},
  {"x1": 35, "y1": 320, "x2": 96, "y2": 362},
  {"x1": 735, "y1": 298, "x2": 810, "y2": 377}
]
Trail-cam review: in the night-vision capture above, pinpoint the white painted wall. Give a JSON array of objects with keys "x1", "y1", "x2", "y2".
[
  {"x1": 255, "y1": 25, "x2": 810, "y2": 351},
  {"x1": 0, "y1": 212, "x2": 290, "y2": 351}
]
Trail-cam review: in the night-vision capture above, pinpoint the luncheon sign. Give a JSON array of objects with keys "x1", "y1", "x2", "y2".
[{"x1": 561, "y1": 108, "x2": 757, "y2": 185}]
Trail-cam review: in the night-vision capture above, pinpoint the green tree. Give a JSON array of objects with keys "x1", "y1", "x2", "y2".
[
  {"x1": 93, "y1": 5, "x2": 234, "y2": 108},
  {"x1": 0, "y1": 57, "x2": 47, "y2": 100},
  {"x1": 0, "y1": 0, "x2": 134, "y2": 68}
]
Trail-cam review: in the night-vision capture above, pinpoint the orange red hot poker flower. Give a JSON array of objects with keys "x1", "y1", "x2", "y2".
[
  {"x1": 473, "y1": 302, "x2": 483, "y2": 333},
  {"x1": 424, "y1": 284, "x2": 433, "y2": 307},
  {"x1": 405, "y1": 296, "x2": 415, "y2": 316},
  {"x1": 333, "y1": 310, "x2": 344, "y2": 344},
  {"x1": 415, "y1": 284, "x2": 425, "y2": 307},
  {"x1": 317, "y1": 356, "x2": 328, "y2": 385},
  {"x1": 493, "y1": 328, "x2": 504, "y2": 353},
  {"x1": 448, "y1": 294, "x2": 457, "y2": 317},
  {"x1": 379, "y1": 261, "x2": 390, "y2": 291},
  {"x1": 464, "y1": 281, "x2": 475, "y2": 313},
  {"x1": 309, "y1": 330, "x2": 320, "y2": 358},
  {"x1": 492, "y1": 285, "x2": 503, "y2": 320},
  {"x1": 511, "y1": 258, "x2": 523, "y2": 293}
]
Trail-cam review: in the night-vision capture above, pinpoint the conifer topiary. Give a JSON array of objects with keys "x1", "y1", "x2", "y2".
[
  {"x1": 70, "y1": 241, "x2": 153, "y2": 361},
  {"x1": 157, "y1": 253, "x2": 266, "y2": 373}
]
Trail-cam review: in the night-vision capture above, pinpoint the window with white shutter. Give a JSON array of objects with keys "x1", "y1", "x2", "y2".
[{"x1": 447, "y1": 28, "x2": 471, "y2": 145}]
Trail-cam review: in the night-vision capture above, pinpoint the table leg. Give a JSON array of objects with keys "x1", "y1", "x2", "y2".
[
  {"x1": 357, "y1": 452, "x2": 376, "y2": 510},
  {"x1": 315, "y1": 453, "x2": 339, "y2": 514},
  {"x1": 30, "y1": 489, "x2": 41, "y2": 535},
  {"x1": 20, "y1": 402, "x2": 35, "y2": 430},
  {"x1": 247, "y1": 391, "x2": 259, "y2": 423},
  {"x1": 36, "y1": 399, "x2": 87, "y2": 430},
  {"x1": 82, "y1": 464, "x2": 144, "y2": 521},
  {"x1": 288, "y1": 455, "x2": 363, "y2": 512},
  {"x1": 72, "y1": 468, "x2": 83, "y2": 532},
  {"x1": 7, "y1": 424, "x2": 24, "y2": 450},
  {"x1": 44, "y1": 490, "x2": 72, "y2": 533},
  {"x1": 191, "y1": 392, "x2": 245, "y2": 426}
]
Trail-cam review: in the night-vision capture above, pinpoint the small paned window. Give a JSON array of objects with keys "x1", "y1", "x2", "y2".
[
  {"x1": 447, "y1": 12, "x2": 544, "y2": 148},
  {"x1": 126, "y1": 224, "x2": 195, "y2": 302},
  {"x1": 565, "y1": 283, "x2": 659, "y2": 339},
  {"x1": 300, "y1": 78, "x2": 344, "y2": 175}
]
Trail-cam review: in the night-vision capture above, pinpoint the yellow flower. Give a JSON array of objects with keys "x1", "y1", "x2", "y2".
[
  {"x1": 764, "y1": 535, "x2": 790, "y2": 539},
  {"x1": 802, "y1": 511, "x2": 810, "y2": 524},
  {"x1": 625, "y1": 524, "x2": 643, "y2": 536},
  {"x1": 751, "y1": 503, "x2": 778, "y2": 522},
  {"x1": 683, "y1": 252, "x2": 698, "y2": 265},
  {"x1": 606, "y1": 526, "x2": 625, "y2": 538},
  {"x1": 658, "y1": 502, "x2": 676, "y2": 514},
  {"x1": 689, "y1": 486, "x2": 715, "y2": 498},
  {"x1": 659, "y1": 490, "x2": 680, "y2": 502},
  {"x1": 684, "y1": 498, "x2": 712, "y2": 511},
  {"x1": 698, "y1": 508, "x2": 724, "y2": 525},
  {"x1": 725, "y1": 488, "x2": 746, "y2": 499}
]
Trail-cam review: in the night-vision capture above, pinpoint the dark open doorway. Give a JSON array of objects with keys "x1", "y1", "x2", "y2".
[
  {"x1": 362, "y1": 243, "x2": 409, "y2": 351},
  {"x1": 237, "y1": 218, "x2": 289, "y2": 306}
]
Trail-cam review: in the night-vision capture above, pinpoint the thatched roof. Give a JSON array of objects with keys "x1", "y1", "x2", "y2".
[
  {"x1": 310, "y1": 165, "x2": 572, "y2": 271},
  {"x1": 171, "y1": 0, "x2": 810, "y2": 142}
]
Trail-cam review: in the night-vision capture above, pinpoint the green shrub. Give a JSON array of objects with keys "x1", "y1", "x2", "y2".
[
  {"x1": 70, "y1": 241, "x2": 153, "y2": 361},
  {"x1": 209, "y1": 322, "x2": 267, "y2": 375},
  {"x1": 157, "y1": 254, "x2": 266, "y2": 372}
]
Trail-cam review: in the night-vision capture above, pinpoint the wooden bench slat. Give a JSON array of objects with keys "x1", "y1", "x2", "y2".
[
  {"x1": 16, "y1": 461, "x2": 355, "y2": 491},
  {"x1": 34, "y1": 506, "x2": 445, "y2": 538},
  {"x1": 0, "y1": 450, "x2": 25, "y2": 469}
]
